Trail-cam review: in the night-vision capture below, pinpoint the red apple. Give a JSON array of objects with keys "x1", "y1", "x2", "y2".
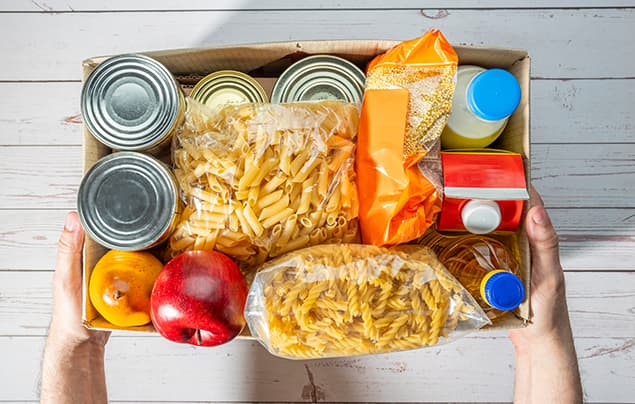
[{"x1": 150, "y1": 250, "x2": 247, "y2": 347}]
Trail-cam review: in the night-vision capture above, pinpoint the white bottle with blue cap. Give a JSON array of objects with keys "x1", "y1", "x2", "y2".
[{"x1": 441, "y1": 66, "x2": 521, "y2": 149}]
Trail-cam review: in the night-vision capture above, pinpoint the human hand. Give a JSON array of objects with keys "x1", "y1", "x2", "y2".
[
  {"x1": 508, "y1": 187, "x2": 573, "y2": 354},
  {"x1": 41, "y1": 213, "x2": 111, "y2": 402},
  {"x1": 47, "y1": 212, "x2": 110, "y2": 350}
]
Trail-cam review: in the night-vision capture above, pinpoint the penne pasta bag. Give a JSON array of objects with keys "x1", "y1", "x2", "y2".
[
  {"x1": 244, "y1": 244, "x2": 490, "y2": 359},
  {"x1": 357, "y1": 29, "x2": 458, "y2": 246},
  {"x1": 167, "y1": 99, "x2": 361, "y2": 277}
]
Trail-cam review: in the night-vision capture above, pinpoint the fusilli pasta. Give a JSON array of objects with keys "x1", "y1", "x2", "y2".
[{"x1": 245, "y1": 244, "x2": 490, "y2": 359}]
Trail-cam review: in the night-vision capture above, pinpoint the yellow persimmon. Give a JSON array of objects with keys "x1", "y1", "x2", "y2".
[{"x1": 89, "y1": 250, "x2": 163, "y2": 327}]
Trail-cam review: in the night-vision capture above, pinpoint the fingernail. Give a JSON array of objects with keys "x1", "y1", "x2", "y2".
[
  {"x1": 532, "y1": 206, "x2": 549, "y2": 225},
  {"x1": 64, "y1": 213, "x2": 78, "y2": 232}
]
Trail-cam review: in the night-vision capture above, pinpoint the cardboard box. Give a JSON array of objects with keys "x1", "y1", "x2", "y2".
[{"x1": 81, "y1": 39, "x2": 531, "y2": 335}]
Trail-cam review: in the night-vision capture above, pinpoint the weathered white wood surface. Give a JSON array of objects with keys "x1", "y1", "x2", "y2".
[
  {"x1": 9, "y1": 0, "x2": 635, "y2": 11},
  {"x1": 1, "y1": 336, "x2": 633, "y2": 402},
  {"x1": 0, "y1": 2, "x2": 633, "y2": 403},
  {"x1": 1, "y1": 9, "x2": 634, "y2": 80}
]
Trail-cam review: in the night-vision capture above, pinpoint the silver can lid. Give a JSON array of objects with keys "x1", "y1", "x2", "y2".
[
  {"x1": 190, "y1": 70, "x2": 268, "y2": 109},
  {"x1": 271, "y1": 55, "x2": 365, "y2": 103},
  {"x1": 81, "y1": 54, "x2": 181, "y2": 151},
  {"x1": 78, "y1": 152, "x2": 177, "y2": 251}
]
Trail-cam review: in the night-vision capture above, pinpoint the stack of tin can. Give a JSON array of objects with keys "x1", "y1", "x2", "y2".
[
  {"x1": 79, "y1": 53, "x2": 366, "y2": 251},
  {"x1": 79, "y1": 54, "x2": 183, "y2": 251}
]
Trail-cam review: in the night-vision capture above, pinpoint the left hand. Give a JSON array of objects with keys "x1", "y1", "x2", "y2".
[
  {"x1": 508, "y1": 187, "x2": 572, "y2": 354},
  {"x1": 47, "y1": 212, "x2": 110, "y2": 349}
]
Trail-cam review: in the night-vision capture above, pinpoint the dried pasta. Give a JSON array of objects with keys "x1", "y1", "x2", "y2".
[
  {"x1": 245, "y1": 244, "x2": 490, "y2": 359},
  {"x1": 365, "y1": 31, "x2": 457, "y2": 159},
  {"x1": 167, "y1": 99, "x2": 361, "y2": 274}
]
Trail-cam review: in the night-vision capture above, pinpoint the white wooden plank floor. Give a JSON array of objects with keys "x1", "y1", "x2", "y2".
[{"x1": 0, "y1": 2, "x2": 633, "y2": 403}]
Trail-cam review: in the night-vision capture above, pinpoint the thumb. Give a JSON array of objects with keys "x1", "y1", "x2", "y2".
[
  {"x1": 525, "y1": 205, "x2": 561, "y2": 275},
  {"x1": 55, "y1": 212, "x2": 85, "y2": 280}
]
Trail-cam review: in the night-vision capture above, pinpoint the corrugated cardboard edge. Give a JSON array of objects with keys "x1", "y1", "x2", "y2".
[
  {"x1": 81, "y1": 40, "x2": 531, "y2": 336},
  {"x1": 496, "y1": 53, "x2": 531, "y2": 326}
]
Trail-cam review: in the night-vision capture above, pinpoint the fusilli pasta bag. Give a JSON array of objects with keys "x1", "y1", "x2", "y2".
[
  {"x1": 245, "y1": 244, "x2": 490, "y2": 359},
  {"x1": 167, "y1": 99, "x2": 361, "y2": 277}
]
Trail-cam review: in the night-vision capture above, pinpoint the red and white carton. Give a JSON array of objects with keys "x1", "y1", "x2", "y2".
[{"x1": 438, "y1": 150, "x2": 529, "y2": 234}]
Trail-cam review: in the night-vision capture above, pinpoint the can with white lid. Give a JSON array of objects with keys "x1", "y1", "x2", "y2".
[{"x1": 81, "y1": 54, "x2": 185, "y2": 154}]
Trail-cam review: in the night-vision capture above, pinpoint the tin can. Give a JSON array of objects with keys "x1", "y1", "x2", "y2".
[
  {"x1": 190, "y1": 70, "x2": 268, "y2": 109},
  {"x1": 81, "y1": 54, "x2": 185, "y2": 153},
  {"x1": 78, "y1": 152, "x2": 180, "y2": 251},
  {"x1": 271, "y1": 55, "x2": 365, "y2": 103}
]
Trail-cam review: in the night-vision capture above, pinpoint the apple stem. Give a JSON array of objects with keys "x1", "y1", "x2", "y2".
[
  {"x1": 195, "y1": 330, "x2": 202, "y2": 346},
  {"x1": 114, "y1": 290, "x2": 122, "y2": 300}
]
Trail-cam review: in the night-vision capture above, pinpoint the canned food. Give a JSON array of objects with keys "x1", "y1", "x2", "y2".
[
  {"x1": 81, "y1": 54, "x2": 185, "y2": 153},
  {"x1": 78, "y1": 152, "x2": 180, "y2": 251},
  {"x1": 190, "y1": 70, "x2": 268, "y2": 109},
  {"x1": 271, "y1": 55, "x2": 365, "y2": 103}
]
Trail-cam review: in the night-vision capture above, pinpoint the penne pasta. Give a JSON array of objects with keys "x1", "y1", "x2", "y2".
[
  {"x1": 262, "y1": 208, "x2": 294, "y2": 229},
  {"x1": 243, "y1": 203, "x2": 264, "y2": 237},
  {"x1": 326, "y1": 186, "x2": 341, "y2": 213},
  {"x1": 292, "y1": 155, "x2": 321, "y2": 183},
  {"x1": 207, "y1": 174, "x2": 224, "y2": 194},
  {"x1": 290, "y1": 150, "x2": 309, "y2": 177},
  {"x1": 258, "y1": 194, "x2": 289, "y2": 222},
  {"x1": 277, "y1": 214, "x2": 298, "y2": 246},
  {"x1": 262, "y1": 175, "x2": 287, "y2": 196},
  {"x1": 228, "y1": 212, "x2": 240, "y2": 232},
  {"x1": 234, "y1": 206, "x2": 255, "y2": 238},
  {"x1": 191, "y1": 211, "x2": 226, "y2": 224},
  {"x1": 256, "y1": 189, "x2": 284, "y2": 211},
  {"x1": 317, "y1": 160, "x2": 329, "y2": 198},
  {"x1": 188, "y1": 222, "x2": 225, "y2": 234},
  {"x1": 247, "y1": 186, "x2": 260, "y2": 207},
  {"x1": 279, "y1": 141, "x2": 291, "y2": 175},
  {"x1": 297, "y1": 185, "x2": 312, "y2": 215},
  {"x1": 170, "y1": 236, "x2": 195, "y2": 251},
  {"x1": 252, "y1": 157, "x2": 278, "y2": 186},
  {"x1": 299, "y1": 216, "x2": 313, "y2": 230},
  {"x1": 168, "y1": 100, "x2": 360, "y2": 267},
  {"x1": 238, "y1": 159, "x2": 260, "y2": 191},
  {"x1": 203, "y1": 230, "x2": 219, "y2": 250},
  {"x1": 274, "y1": 234, "x2": 310, "y2": 255},
  {"x1": 189, "y1": 187, "x2": 220, "y2": 204}
]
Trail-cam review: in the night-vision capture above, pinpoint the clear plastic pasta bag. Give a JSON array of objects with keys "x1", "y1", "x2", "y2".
[
  {"x1": 167, "y1": 99, "x2": 360, "y2": 274},
  {"x1": 245, "y1": 244, "x2": 490, "y2": 359}
]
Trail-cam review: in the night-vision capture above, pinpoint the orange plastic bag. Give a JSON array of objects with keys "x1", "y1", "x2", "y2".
[{"x1": 357, "y1": 30, "x2": 458, "y2": 246}]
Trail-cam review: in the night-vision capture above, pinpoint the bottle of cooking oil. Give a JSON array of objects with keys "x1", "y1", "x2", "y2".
[{"x1": 420, "y1": 231, "x2": 525, "y2": 320}]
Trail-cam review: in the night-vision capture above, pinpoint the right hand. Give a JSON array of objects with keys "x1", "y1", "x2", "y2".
[
  {"x1": 48, "y1": 212, "x2": 110, "y2": 350},
  {"x1": 508, "y1": 187, "x2": 572, "y2": 354}
]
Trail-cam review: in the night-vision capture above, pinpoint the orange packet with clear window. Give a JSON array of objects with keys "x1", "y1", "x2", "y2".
[{"x1": 357, "y1": 30, "x2": 457, "y2": 246}]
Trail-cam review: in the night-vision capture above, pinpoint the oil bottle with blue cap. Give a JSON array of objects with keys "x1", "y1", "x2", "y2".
[
  {"x1": 441, "y1": 66, "x2": 521, "y2": 149},
  {"x1": 420, "y1": 231, "x2": 526, "y2": 320}
]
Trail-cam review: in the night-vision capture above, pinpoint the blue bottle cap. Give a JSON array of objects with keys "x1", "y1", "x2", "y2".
[
  {"x1": 467, "y1": 69, "x2": 521, "y2": 121},
  {"x1": 482, "y1": 271, "x2": 525, "y2": 311}
]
